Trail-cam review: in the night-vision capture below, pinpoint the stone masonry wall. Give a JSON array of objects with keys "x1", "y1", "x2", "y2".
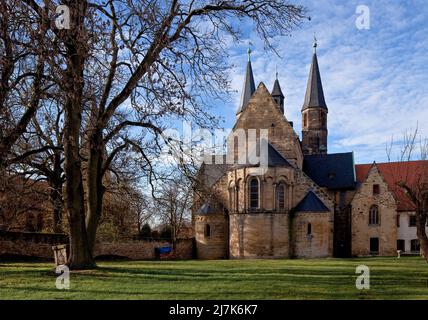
[
  {"x1": 351, "y1": 165, "x2": 397, "y2": 256},
  {"x1": 194, "y1": 214, "x2": 228, "y2": 259},
  {"x1": 229, "y1": 213, "x2": 290, "y2": 258},
  {"x1": 292, "y1": 212, "x2": 333, "y2": 258},
  {"x1": 0, "y1": 231, "x2": 194, "y2": 260}
]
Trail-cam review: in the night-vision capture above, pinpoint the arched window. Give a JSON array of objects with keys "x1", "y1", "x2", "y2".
[
  {"x1": 307, "y1": 223, "x2": 312, "y2": 235},
  {"x1": 320, "y1": 111, "x2": 326, "y2": 127},
  {"x1": 369, "y1": 205, "x2": 379, "y2": 225},
  {"x1": 204, "y1": 224, "x2": 211, "y2": 238},
  {"x1": 276, "y1": 184, "x2": 286, "y2": 210},
  {"x1": 249, "y1": 178, "x2": 259, "y2": 209},
  {"x1": 303, "y1": 113, "x2": 308, "y2": 127}
]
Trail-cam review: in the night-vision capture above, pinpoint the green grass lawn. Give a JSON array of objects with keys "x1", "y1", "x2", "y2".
[{"x1": 1, "y1": 257, "x2": 428, "y2": 299}]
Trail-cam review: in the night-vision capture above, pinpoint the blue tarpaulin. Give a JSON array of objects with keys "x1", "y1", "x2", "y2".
[{"x1": 157, "y1": 247, "x2": 172, "y2": 254}]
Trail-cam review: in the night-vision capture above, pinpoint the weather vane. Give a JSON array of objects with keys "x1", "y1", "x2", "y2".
[
  {"x1": 313, "y1": 33, "x2": 317, "y2": 54},
  {"x1": 248, "y1": 41, "x2": 253, "y2": 61}
]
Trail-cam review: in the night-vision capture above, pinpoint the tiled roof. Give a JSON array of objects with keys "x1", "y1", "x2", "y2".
[
  {"x1": 240, "y1": 142, "x2": 292, "y2": 168},
  {"x1": 294, "y1": 191, "x2": 330, "y2": 212},
  {"x1": 303, "y1": 152, "x2": 356, "y2": 190},
  {"x1": 355, "y1": 161, "x2": 428, "y2": 211}
]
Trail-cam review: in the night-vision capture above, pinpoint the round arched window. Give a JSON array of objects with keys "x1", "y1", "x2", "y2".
[
  {"x1": 276, "y1": 184, "x2": 286, "y2": 210},
  {"x1": 249, "y1": 178, "x2": 259, "y2": 209}
]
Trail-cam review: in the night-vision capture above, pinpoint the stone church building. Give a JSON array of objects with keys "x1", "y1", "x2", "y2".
[{"x1": 193, "y1": 42, "x2": 428, "y2": 259}]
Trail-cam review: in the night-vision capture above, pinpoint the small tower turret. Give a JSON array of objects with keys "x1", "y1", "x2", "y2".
[
  {"x1": 301, "y1": 36, "x2": 328, "y2": 155},
  {"x1": 271, "y1": 72, "x2": 285, "y2": 113}
]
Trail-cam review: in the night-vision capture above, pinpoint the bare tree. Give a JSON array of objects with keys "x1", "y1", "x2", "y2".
[
  {"x1": 386, "y1": 125, "x2": 428, "y2": 261},
  {"x1": 10, "y1": 100, "x2": 65, "y2": 233},
  {"x1": 152, "y1": 173, "x2": 193, "y2": 247},
  {"x1": 0, "y1": 0, "x2": 52, "y2": 169},
  {"x1": 22, "y1": 0, "x2": 306, "y2": 269}
]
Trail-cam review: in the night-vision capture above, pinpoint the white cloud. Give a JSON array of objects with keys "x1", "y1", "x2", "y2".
[{"x1": 219, "y1": 0, "x2": 428, "y2": 164}]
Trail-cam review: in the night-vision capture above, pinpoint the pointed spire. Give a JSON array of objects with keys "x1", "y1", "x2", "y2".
[
  {"x1": 302, "y1": 39, "x2": 327, "y2": 111},
  {"x1": 271, "y1": 78, "x2": 284, "y2": 98},
  {"x1": 271, "y1": 71, "x2": 284, "y2": 113},
  {"x1": 237, "y1": 45, "x2": 256, "y2": 114}
]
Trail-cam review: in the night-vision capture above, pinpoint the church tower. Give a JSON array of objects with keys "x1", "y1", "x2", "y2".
[
  {"x1": 301, "y1": 37, "x2": 328, "y2": 155},
  {"x1": 236, "y1": 47, "x2": 256, "y2": 117}
]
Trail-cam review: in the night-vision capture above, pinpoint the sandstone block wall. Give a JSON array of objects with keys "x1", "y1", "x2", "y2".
[
  {"x1": 229, "y1": 213, "x2": 290, "y2": 258},
  {"x1": 0, "y1": 231, "x2": 194, "y2": 261},
  {"x1": 351, "y1": 166, "x2": 397, "y2": 256},
  {"x1": 194, "y1": 214, "x2": 228, "y2": 259},
  {"x1": 292, "y1": 212, "x2": 333, "y2": 258}
]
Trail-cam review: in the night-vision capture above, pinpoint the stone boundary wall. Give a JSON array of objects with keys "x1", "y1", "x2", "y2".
[
  {"x1": 94, "y1": 239, "x2": 194, "y2": 260},
  {"x1": 0, "y1": 231, "x2": 194, "y2": 260}
]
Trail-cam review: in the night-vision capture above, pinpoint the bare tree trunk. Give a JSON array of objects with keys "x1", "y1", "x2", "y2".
[
  {"x1": 85, "y1": 130, "x2": 105, "y2": 253},
  {"x1": 51, "y1": 182, "x2": 63, "y2": 233},
  {"x1": 63, "y1": 0, "x2": 95, "y2": 269},
  {"x1": 416, "y1": 209, "x2": 428, "y2": 261}
]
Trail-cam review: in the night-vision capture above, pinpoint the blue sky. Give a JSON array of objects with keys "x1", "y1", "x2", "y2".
[{"x1": 208, "y1": 0, "x2": 428, "y2": 164}]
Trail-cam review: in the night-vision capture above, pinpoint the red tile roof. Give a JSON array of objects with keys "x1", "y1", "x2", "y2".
[{"x1": 355, "y1": 161, "x2": 428, "y2": 211}]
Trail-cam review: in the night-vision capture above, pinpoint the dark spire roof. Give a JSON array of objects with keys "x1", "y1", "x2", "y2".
[
  {"x1": 271, "y1": 78, "x2": 284, "y2": 98},
  {"x1": 237, "y1": 53, "x2": 256, "y2": 114},
  {"x1": 302, "y1": 52, "x2": 327, "y2": 111},
  {"x1": 294, "y1": 191, "x2": 330, "y2": 213}
]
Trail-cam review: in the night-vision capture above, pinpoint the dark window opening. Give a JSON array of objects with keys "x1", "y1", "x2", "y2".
[
  {"x1": 396, "y1": 214, "x2": 400, "y2": 227},
  {"x1": 397, "y1": 239, "x2": 405, "y2": 252},
  {"x1": 307, "y1": 223, "x2": 312, "y2": 235},
  {"x1": 411, "y1": 239, "x2": 420, "y2": 252},
  {"x1": 370, "y1": 237, "x2": 379, "y2": 254},
  {"x1": 373, "y1": 184, "x2": 380, "y2": 195},
  {"x1": 409, "y1": 215, "x2": 417, "y2": 227},
  {"x1": 204, "y1": 224, "x2": 211, "y2": 238},
  {"x1": 303, "y1": 113, "x2": 308, "y2": 127},
  {"x1": 320, "y1": 111, "x2": 326, "y2": 127}
]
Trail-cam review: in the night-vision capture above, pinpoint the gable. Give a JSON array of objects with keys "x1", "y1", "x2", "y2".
[
  {"x1": 355, "y1": 161, "x2": 428, "y2": 211},
  {"x1": 231, "y1": 82, "x2": 303, "y2": 168}
]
